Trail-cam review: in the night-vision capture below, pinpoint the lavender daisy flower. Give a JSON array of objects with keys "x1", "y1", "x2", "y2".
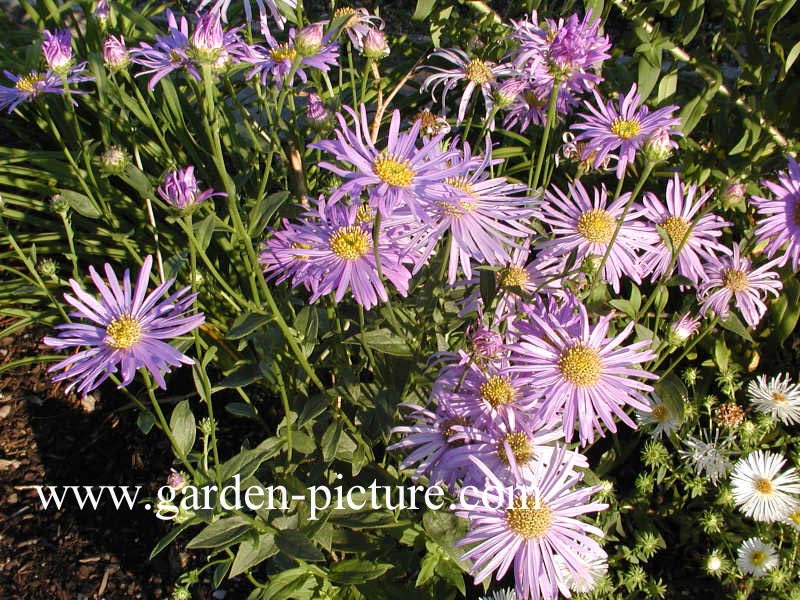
[
  {"x1": 313, "y1": 105, "x2": 464, "y2": 217},
  {"x1": 157, "y1": 166, "x2": 225, "y2": 210},
  {"x1": 260, "y1": 197, "x2": 412, "y2": 309},
  {"x1": 511, "y1": 10, "x2": 611, "y2": 116},
  {"x1": 202, "y1": 0, "x2": 295, "y2": 31},
  {"x1": 42, "y1": 29, "x2": 73, "y2": 73},
  {"x1": 536, "y1": 179, "x2": 652, "y2": 293},
  {"x1": 572, "y1": 84, "x2": 681, "y2": 178},
  {"x1": 502, "y1": 84, "x2": 548, "y2": 133},
  {"x1": 0, "y1": 69, "x2": 93, "y2": 113},
  {"x1": 421, "y1": 48, "x2": 513, "y2": 125},
  {"x1": 751, "y1": 155, "x2": 800, "y2": 270},
  {"x1": 698, "y1": 244, "x2": 782, "y2": 328},
  {"x1": 509, "y1": 299, "x2": 658, "y2": 445},
  {"x1": 409, "y1": 142, "x2": 534, "y2": 283},
  {"x1": 640, "y1": 173, "x2": 731, "y2": 285},
  {"x1": 244, "y1": 25, "x2": 338, "y2": 89},
  {"x1": 455, "y1": 448, "x2": 608, "y2": 600},
  {"x1": 43, "y1": 255, "x2": 205, "y2": 395},
  {"x1": 130, "y1": 10, "x2": 198, "y2": 90}
]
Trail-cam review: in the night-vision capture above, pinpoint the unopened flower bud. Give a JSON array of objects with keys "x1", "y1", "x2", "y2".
[
  {"x1": 720, "y1": 182, "x2": 746, "y2": 210},
  {"x1": 668, "y1": 313, "x2": 700, "y2": 346},
  {"x1": 191, "y1": 10, "x2": 224, "y2": 62},
  {"x1": 305, "y1": 92, "x2": 329, "y2": 128},
  {"x1": 469, "y1": 325, "x2": 503, "y2": 359},
  {"x1": 103, "y1": 35, "x2": 129, "y2": 70},
  {"x1": 361, "y1": 28, "x2": 389, "y2": 60},
  {"x1": 166, "y1": 468, "x2": 187, "y2": 490},
  {"x1": 37, "y1": 258, "x2": 58, "y2": 279},
  {"x1": 42, "y1": 29, "x2": 73, "y2": 75},
  {"x1": 492, "y1": 79, "x2": 526, "y2": 110},
  {"x1": 643, "y1": 126, "x2": 674, "y2": 163},
  {"x1": 101, "y1": 145, "x2": 130, "y2": 174},
  {"x1": 94, "y1": 0, "x2": 110, "y2": 22},
  {"x1": 172, "y1": 587, "x2": 191, "y2": 600},
  {"x1": 199, "y1": 417, "x2": 216, "y2": 437},
  {"x1": 51, "y1": 194, "x2": 69, "y2": 215},
  {"x1": 295, "y1": 23, "x2": 324, "y2": 56}
]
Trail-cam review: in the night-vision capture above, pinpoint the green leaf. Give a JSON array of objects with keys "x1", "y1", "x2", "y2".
[
  {"x1": 275, "y1": 529, "x2": 325, "y2": 562},
  {"x1": 187, "y1": 516, "x2": 252, "y2": 549},
  {"x1": 785, "y1": 40, "x2": 800, "y2": 72},
  {"x1": 170, "y1": 400, "x2": 196, "y2": 457},
  {"x1": 321, "y1": 421, "x2": 342, "y2": 463},
  {"x1": 654, "y1": 373, "x2": 687, "y2": 422},
  {"x1": 294, "y1": 306, "x2": 318, "y2": 357},
  {"x1": 773, "y1": 276, "x2": 800, "y2": 343},
  {"x1": 767, "y1": 0, "x2": 797, "y2": 44},
  {"x1": 230, "y1": 533, "x2": 278, "y2": 578},
  {"x1": 714, "y1": 338, "x2": 730, "y2": 372},
  {"x1": 328, "y1": 559, "x2": 392, "y2": 584},
  {"x1": 228, "y1": 312, "x2": 272, "y2": 340},
  {"x1": 346, "y1": 328, "x2": 413, "y2": 357},
  {"x1": 149, "y1": 520, "x2": 197, "y2": 559},
  {"x1": 219, "y1": 438, "x2": 283, "y2": 482},
  {"x1": 248, "y1": 191, "x2": 289, "y2": 236},
  {"x1": 297, "y1": 394, "x2": 329, "y2": 427},
  {"x1": 719, "y1": 313, "x2": 754, "y2": 342},
  {"x1": 637, "y1": 50, "x2": 662, "y2": 101},
  {"x1": 119, "y1": 164, "x2": 155, "y2": 200},
  {"x1": 261, "y1": 568, "x2": 316, "y2": 600},
  {"x1": 60, "y1": 190, "x2": 101, "y2": 219},
  {"x1": 136, "y1": 410, "x2": 155, "y2": 435},
  {"x1": 412, "y1": 0, "x2": 437, "y2": 20},
  {"x1": 225, "y1": 402, "x2": 257, "y2": 419},
  {"x1": 194, "y1": 213, "x2": 216, "y2": 252},
  {"x1": 422, "y1": 510, "x2": 470, "y2": 569}
]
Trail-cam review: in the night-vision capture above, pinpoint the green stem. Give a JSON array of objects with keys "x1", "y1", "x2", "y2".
[
  {"x1": 272, "y1": 362, "x2": 293, "y2": 461},
  {"x1": 650, "y1": 317, "x2": 717, "y2": 376},
  {"x1": 59, "y1": 212, "x2": 80, "y2": 281},
  {"x1": 530, "y1": 82, "x2": 561, "y2": 191}
]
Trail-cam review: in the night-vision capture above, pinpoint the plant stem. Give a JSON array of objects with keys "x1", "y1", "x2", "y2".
[
  {"x1": 59, "y1": 212, "x2": 80, "y2": 281},
  {"x1": 530, "y1": 82, "x2": 561, "y2": 192}
]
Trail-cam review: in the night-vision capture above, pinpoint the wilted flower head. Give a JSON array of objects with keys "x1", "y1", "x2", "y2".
[
  {"x1": 679, "y1": 429, "x2": 732, "y2": 484},
  {"x1": 100, "y1": 145, "x2": 130, "y2": 174},
  {"x1": 716, "y1": 401, "x2": 745, "y2": 428},
  {"x1": 103, "y1": 35, "x2": 129, "y2": 70},
  {"x1": 42, "y1": 29, "x2": 73, "y2": 73},
  {"x1": 157, "y1": 166, "x2": 225, "y2": 210}
]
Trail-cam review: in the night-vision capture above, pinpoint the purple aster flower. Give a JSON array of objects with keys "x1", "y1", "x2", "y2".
[
  {"x1": 330, "y1": 7, "x2": 384, "y2": 50},
  {"x1": 313, "y1": 105, "x2": 464, "y2": 218},
  {"x1": 508, "y1": 298, "x2": 658, "y2": 445},
  {"x1": 130, "y1": 10, "x2": 198, "y2": 90},
  {"x1": 455, "y1": 447, "x2": 608, "y2": 600},
  {"x1": 536, "y1": 179, "x2": 652, "y2": 293},
  {"x1": 389, "y1": 403, "x2": 473, "y2": 490},
  {"x1": 43, "y1": 255, "x2": 205, "y2": 395},
  {"x1": 510, "y1": 10, "x2": 611, "y2": 117},
  {"x1": 157, "y1": 166, "x2": 225, "y2": 210},
  {"x1": 202, "y1": 0, "x2": 295, "y2": 31},
  {"x1": 502, "y1": 83, "x2": 549, "y2": 133},
  {"x1": 244, "y1": 26, "x2": 338, "y2": 89},
  {"x1": 408, "y1": 142, "x2": 534, "y2": 283},
  {"x1": 751, "y1": 155, "x2": 800, "y2": 270},
  {"x1": 42, "y1": 29, "x2": 73, "y2": 73},
  {"x1": 103, "y1": 35, "x2": 130, "y2": 70},
  {"x1": 260, "y1": 196, "x2": 413, "y2": 309},
  {"x1": 698, "y1": 244, "x2": 782, "y2": 328},
  {"x1": 572, "y1": 84, "x2": 681, "y2": 178},
  {"x1": 421, "y1": 48, "x2": 513, "y2": 125},
  {"x1": 669, "y1": 312, "x2": 701, "y2": 344},
  {"x1": 640, "y1": 173, "x2": 731, "y2": 285},
  {"x1": 0, "y1": 69, "x2": 93, "y2": 113}
]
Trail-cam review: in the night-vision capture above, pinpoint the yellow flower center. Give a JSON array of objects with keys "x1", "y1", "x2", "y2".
[
  {"x1": 506, "y1": 496, "x2": 553, "y2": 539},
  {"x1": 500, "y1": 265, "x2": 529, "y2": 289},
  {"x1": 523, "y1": 90, "x2": 545, "y2": 108},
  {"x1": 329, "y1": 226, "x2": 371, "y2": 259},
  {"x1": 773, "y1": 392, "x2": 787, "y2": 404},
  {"x1": 610, "y1": 117, "x2": 642, "y2": 139},
  {"x1": 558, "y1": 343, "x2": 602, "y2": 387},
  {"x1": 445, "y1": 176, "x2": 476, "y2": 197},
  {"x1": 436, "y1": 199, "x2": 476, "y2": 217},
  {"x1": 651, "y1": 404, "x2": 669, "y2": 422},
  {"x1": 441, "y1": 416, "x2": 470, "y2": 444},
  {"x1": 496, "y1": 431, "x2": 534, "y2": 465},
  {"x1": 105, "y1": 315, "x2": 143, "y2": 350},
  {"x1": 15, "y1": 72, "x2": 44, "y2": 93},
  {"x1": 373, "y1": 153, "x2": 415, "y2": 187},
  {"x1": 790, "y1": 510, "x2": 800, "y2": 525},
  {"x1": 465, "y1": 59, "x2": 494, "y2": 85},
  {"x1": 755, "y1": 478, "x2": 774, "y2": 495},
  {"x1": 577, "y1": 209, "x2": 616, "y2": 244},
  {"x1": 270, "y1": 43, "x2": 296, "y2": 62},
  {"x1": 722, "y1": 268, "x2": 749, "y2": 292},
  {"x1": 355, "y1": 203, "x2": 374, "y2": 224},
  {"x1": 750, "y1": 550, "x2": 766, "y2": 566},
  {"x1": 479, "y1": 375, "x2": 516, "y2": 408},
  {"x1": 660, "y1": 216, "x2": 690, "y2": 246}
]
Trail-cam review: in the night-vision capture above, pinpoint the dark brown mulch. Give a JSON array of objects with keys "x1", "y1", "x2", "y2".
[{"x1": 0, "y1": 323, "x2": 247, "y2": 600}]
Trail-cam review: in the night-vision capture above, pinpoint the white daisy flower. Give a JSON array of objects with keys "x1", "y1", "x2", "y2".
[
  {"x1": 782, "y1": 503, "x2": 800, "y2": 531},
  {"x1": 730, "y1": 450, "x2": 800, "y2": 522},
  {"x1": 637, "y1": 393, "x2": 681, "y2": 438},
  {"x1": 747, "y1": 373, "x2": 800, "y2": 425},
  {"x1": 736, "y1": 537, "x2": 778, "y2": 577},
  {"x1": 679, "y1": 429, "x2": 732, "y2": 484}
]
